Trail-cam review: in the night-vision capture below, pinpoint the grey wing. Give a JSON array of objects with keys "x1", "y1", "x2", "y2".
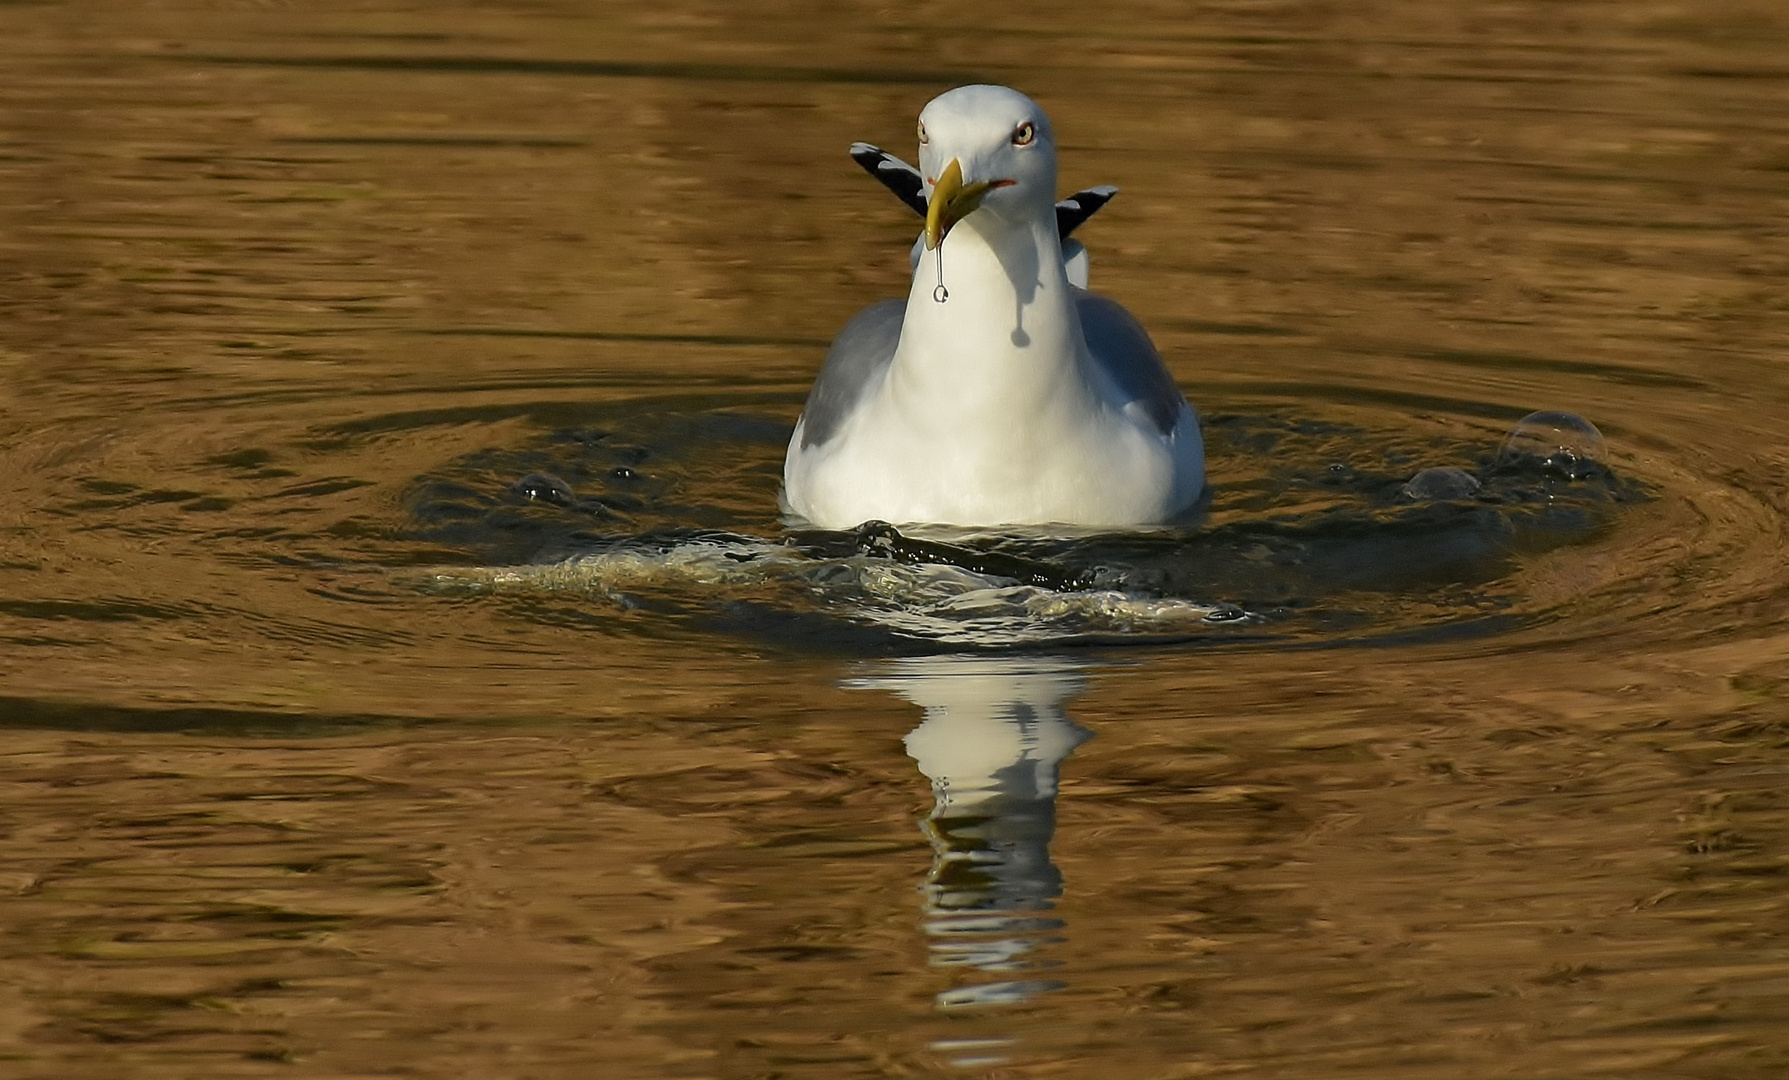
[
  {"x1": 1074, "y1": 290, "x2": 1185, "y2": 437},
  {"x1": 798, "y1": 298, "x2": 905, "y2": 449}
]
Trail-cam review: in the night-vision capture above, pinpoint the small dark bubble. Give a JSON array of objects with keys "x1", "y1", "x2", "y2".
[
  {"x1": 611, "y1": 466, "x2": 640, "y2": 481},
  {"x1": 1085, "y1": 565, "x2": 1132, "y2": 591},
  {"x1": 1321, "y1": 462, "x2": 1357, "y2": 486},
  {"x1": 1203, "y1": 603, "x2": 1250, "y2": 623},
  {"x1": 510, "y1": 472, "x2": 575, "y2": 507},
  {"x1": 1400, "y1": 467, "x2": 1482, "y2": 501}
]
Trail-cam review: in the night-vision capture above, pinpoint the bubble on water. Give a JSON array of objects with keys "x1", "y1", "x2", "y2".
[
  {"x1": 1202, "y1": 603, "x2": 1252, "y2": 623},
  {"x1": 1400, "y1": 467, "x2": 1482, "y2": 501},
  {"x1": 511, "y1": 472, "x2": 575, "y2": 506},
  {"x1": 1496, "y1": 411, "x2": 1607, "y2": 480}
]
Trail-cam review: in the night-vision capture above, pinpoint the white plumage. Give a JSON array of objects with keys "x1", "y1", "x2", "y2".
[{"x1": 782, "y1": 85, "x2": 1203, "y2": 530}]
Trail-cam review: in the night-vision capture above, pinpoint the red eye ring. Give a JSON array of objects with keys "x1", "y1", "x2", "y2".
[{"x1": 1012, "y1": 121, "x2": 1036, "y2": 146}]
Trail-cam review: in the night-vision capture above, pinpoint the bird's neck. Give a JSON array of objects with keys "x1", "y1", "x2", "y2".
[{"x1": 893, "y1": 214, "x2": 1084, "y2": 413}]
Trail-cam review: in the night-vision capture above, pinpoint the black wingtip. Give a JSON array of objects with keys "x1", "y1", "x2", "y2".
[
  {"x1": 1055, "y1": 185, "x2": 1120, "y2": 239},
  {"x1": 849, "y1": 143, "x2": 928, "y2": 218}
]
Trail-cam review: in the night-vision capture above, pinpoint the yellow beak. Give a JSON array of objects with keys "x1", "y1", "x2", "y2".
[{"x1": 924, "y1": 158, "x2": 999, "y2": 250}]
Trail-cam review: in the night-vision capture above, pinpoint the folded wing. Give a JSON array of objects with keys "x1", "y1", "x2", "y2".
[
  {"x1": 1074, "y1": 290, "x2": 1185, "y2": 437},
  {"x1": 795, "y1": 299, "x2": 905, "y2": 450}
]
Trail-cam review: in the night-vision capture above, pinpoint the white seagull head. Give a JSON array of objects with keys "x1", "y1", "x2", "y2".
[{"x1": 916, "y1": 85, "x2": 1059, "y2": 250}]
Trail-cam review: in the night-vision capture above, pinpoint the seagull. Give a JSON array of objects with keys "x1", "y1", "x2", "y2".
[{"x1": 781, "y1": 85, "x2": 1204, "y2": 531}]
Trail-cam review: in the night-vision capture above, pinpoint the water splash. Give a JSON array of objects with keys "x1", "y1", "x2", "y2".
[
  {"x1": 403, "y1": 408, "x2": 1645, "y2": 649},
  {"x1": 415, "y1": 533, "x2": 1242, "y2": 647}
]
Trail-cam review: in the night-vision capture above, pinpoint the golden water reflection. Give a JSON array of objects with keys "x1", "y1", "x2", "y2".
[
  {"x1": 865, "y1": 657, "x2": 1092, "y2": 1020},
  {"x1": 1, "y1": 1, "x2": 1788, "y2": 1077}
]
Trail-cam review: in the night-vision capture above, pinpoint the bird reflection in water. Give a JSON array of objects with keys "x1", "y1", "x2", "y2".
[{"x1": 853, "y1": 655, "x2": 1092, "y2": 1041}]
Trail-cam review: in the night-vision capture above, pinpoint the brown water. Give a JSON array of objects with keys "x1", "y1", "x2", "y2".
[{"x1": 3, "y1": 2, "x2": 1789, "y2": 1076}]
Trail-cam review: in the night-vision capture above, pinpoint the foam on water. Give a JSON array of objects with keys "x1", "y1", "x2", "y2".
[{"x1": 418, "y1": 536, "x2": 1243, "y2": 646}]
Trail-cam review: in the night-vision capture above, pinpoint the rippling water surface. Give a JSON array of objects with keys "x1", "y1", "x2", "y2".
[{"x1": 3, "y1": 2, "x2": 1788, "y2": 1077}]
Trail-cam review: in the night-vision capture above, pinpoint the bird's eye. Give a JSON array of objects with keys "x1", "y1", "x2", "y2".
[
  {"x1": 1012, "y1": 121, "x2": 1036, "y2": 146},
  {"x1": 918, "y1": 121, "x2": 929, "y2": 145}
]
